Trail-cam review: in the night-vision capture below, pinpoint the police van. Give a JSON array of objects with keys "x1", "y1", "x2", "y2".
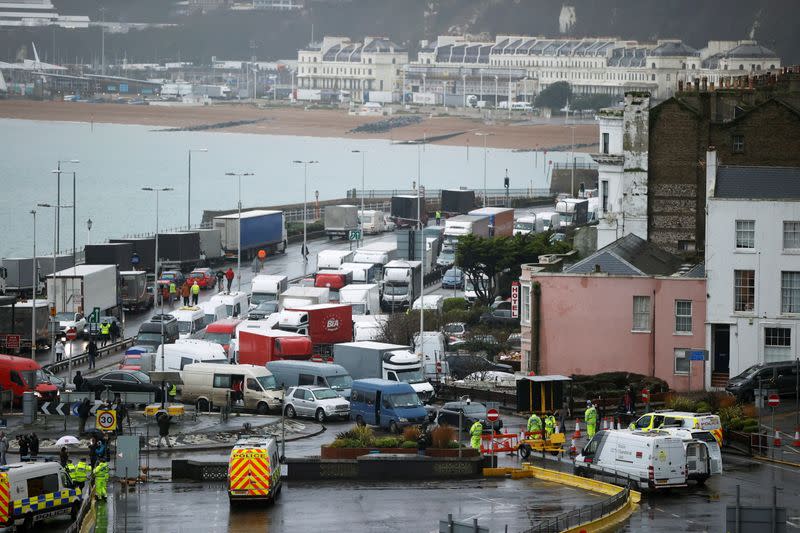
[
  {"x1": 0, "y1": 461, "x2": 82, "y2": 530},
  {"x1": 631, "y1": 411, "x2": 723, "y2": 446},
  {"x1": 662, "y1": 427, "x2": 723, "y2": 481},
  {"x1": 227, "y1": 436, "x2": 282, "y2": 504}
]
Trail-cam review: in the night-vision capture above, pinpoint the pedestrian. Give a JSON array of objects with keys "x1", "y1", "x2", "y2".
[
  {"x1": 157, "y1": 412, "x2": 173, "y2": 448},
  {"x1": 526, "y1": 411, "x2": 542, "y2": 439},
  {"x1": 191, "y1": 280, "x2": 200, "y2": 305},
  {"x1": 585, "y1": 400, "x2": 598, "y2": 438},
  {"x1": 29, "y1": 433, "x2": 39, "y2": 457},
  {"x1": 110, "y1": 320, "x2": 120, "y2": 343},
  {"x1": 88, "y1": 436, "x2": 98, "y2": 469},
  {"x1": 435, "y1": 210, "x2": 441, "y2": 226},
  {"x1": 59, "y1": 446, "x2": 68, "y2": 468},
  {"x1": 115, "y1": 399, "x2": 128, "y2": 435},
  {"x1": 169, "y1": 281, "x2": 177, "y2": 305},
  {"x1": 77, "y1": 397, "x2": 92, "y2": 435},
  {"x1": 99, "y1": 320, "x2": 110, "y2": 347},
  {"x1": 544, "y1": 413, "x2": 556, "y2": 439},
  {"x1": 87, "y1": 339, "x2": 98, "y2": 370},
  {"x1": 161, "y1": 285, "x2": 169, "y2": 305},
  {"x1": 225, "y1": 267, "x2": 234, "y2": 293},
  {"x1": 469, "y1": 419, "x2": 483, "y2": 450},
  {"x1": 95, "y1": 436, "x2": 108, "y2": 463},
  {"x1": 0, "y1": 432, "x2": 7, "y2": 465},
  {"x1": 168, "y1": 382, "x2": 177, "y2": 403},
  {"x1": 73, "y1": 370, "x2": 84, "y2": 391},
  {"x1": 623, "y1": 388, "x2": 633, "y2": 415},
  {"x1": 181, "y1": 282, "x2": 190, "y2": 306},
  {"x1": 93, "y1": 461, "x2": 109, "y2": 500},
  {"x1": 73, "y1": 459, "x2": 89, "y2": 489},
  {"x1": 597, "y1": 394, "x2": 606, "y2": 427},
  {"x1": 18, "y1": 435, "x2": 29, "y2": 459},
  {"x1": 55, "y1": 339, "x2": 65, "y2": 362},
  {"x1": 231, "y1": 378, "x2": 243, "y2": 406},
  {"x1": 216, "y1": 270, "x2": 224, "y2": 292}
]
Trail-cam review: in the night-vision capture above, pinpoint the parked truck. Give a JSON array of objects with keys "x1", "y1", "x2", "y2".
[
  {"x1": 213, "y1": 210, "x2": 287, "y2": 259},
  {"x1": 314, "y1": 271, "x2": 352, "y2": 302},
  {"x1": 120, "y1": 270, "x2": 151, "y2": 312},
  {"x1": 158, "y1": 231, "x2": 201, "y2": 271},
  {"x1": 0, "y1": 255, "x2": 73, "y2": 296},
  {"x1": 359, "y1": 210, "x2": 386, "y2": 234},
  {"x1": 278, "y1": 287, "x2": 330, "y2": 309},
  {"x1": 276, "y1": 303, "x2": 354, "y2": 358},
  {"x1": 441, "y1": 189, "x2": 475, "y2": 215},
  {"x1": 555, "y1": 199, "x2": 589, "y2": 228},
  {"x1": 196, "y1": 228, "x2": 223, "y2": 266},
  {"x1": 338, "y1": 284, "x2": 381, "y2": 316},
  {"x1": 333, "y1": 341, "x2": 434, "y2": 402},
  {"x1": 84, "y1": 242, "x2": 135, "y2": 269},
  {"x1": 237, "y1": 329, "x2": 313, "y2": 366},
  {"x1": 0, "y1": 300, "x2": 50, "y2": 349},
  {"x1": 391, "y1": 195, "x2": 427, "y2": 228},
  {"x1": 468, "y1": 207, "x2": 515, "y2": 237},
  {"x1": 46, "y1": 264, "x2": 119, "y2": 317},
  {"x1": 317, "y1": 250, "x2": 355, "y2": 270},
  {"x1": 443, "y1": 215, "x2": 490, "y2": 244},
  {"x1": 340, "y1": 262, "x2": 382, "y2": 284},
  {"x1": 413, "y1": 332, "x2": 450, "y2": 383},
  {"x1": 352, "y1": 242, "x2": 397, "y2": 266},
  {"x1": 250, "y1": 275, "x2": 288, "y2": 308},
  {"x1": 110, "y1": 237, "x2": 156, "y2": 273},
  {"x1": 324, "y1": 205, "x2": 360, "y2": 240},
  {"x1": 381, "y1": 260, "x2": 421, "y2": 312}
]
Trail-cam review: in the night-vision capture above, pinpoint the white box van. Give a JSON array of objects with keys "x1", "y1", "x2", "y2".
[
  {"x1": 662, "y1": 428, "x2": 722, "y2": 481},
  {"x1": 210, "y1": 291, "x2": 250, "y2": 318},
  {"x1": 170, "y1": 306, "x2": 205, "y2": 339},
  {"x1": 182, "y1": 363, "x2": 283, "y2": 414},
  {"x1": 155, "y1": 340, "x2": 228, "y2": 371},
  {"x1": 197, "y1": 301, "x2": 226, "y2": 328},
  {"x1": 412, "y1": 294, "x2": 445, "y2": 312},
  {"x1": 352, "y1": 315, "x2": 387, "y2": 342},
  {"x1": 4, "y1": 461, "x2": 82, "y2": 528},
  {"x1": 317, "y1": 250, "x2": 354, "y2": 270},
  {"x1": 575, "y1": 430, "x2": 688, "y2": 491},
  {"x1": 250, "y1": 275, "x2": 288, "y2": 309},
  {"x1": 339, "y1": 284, "x2": 381, "y2": 315},
  {"x1": 413, "y1": 331, "x2": 450, "y2": 382}
]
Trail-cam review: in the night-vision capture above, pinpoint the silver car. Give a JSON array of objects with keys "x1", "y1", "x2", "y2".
[{"x1": 284, "y1": 386, "x2": 350, "y2": 422}]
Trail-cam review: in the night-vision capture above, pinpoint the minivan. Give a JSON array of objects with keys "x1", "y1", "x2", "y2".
[
  {"x1": 349, "y1": 378, "x2": 428, "y2": 433},
  {"x1": 136, "y1": 314, "x2": 179, "y2": 348},
  {"x1": 267, "y1": 360, "x2": 353, "y2": 399},
  {"x1": 170, "y1": 306, "x2": 205, "y2": 339},
  {"x1": 726, "y1": 360, "x2": 799, "y2": 402},
  {"x1": 181, "y1": 363, "x2": 283, "y2": 415}
]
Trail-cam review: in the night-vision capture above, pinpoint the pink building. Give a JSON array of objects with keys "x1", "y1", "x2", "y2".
[{"x1": 519, "y1": 235, "x2": 706, "y2": 392}]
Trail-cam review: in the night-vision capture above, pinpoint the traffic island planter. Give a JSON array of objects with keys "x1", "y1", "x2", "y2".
[
  {"x1": 287, "y1": 454, "x2": 484, "y2": 480},
  {"x1": 320, "y1": 446, "x2": 480, "y2": 460}
]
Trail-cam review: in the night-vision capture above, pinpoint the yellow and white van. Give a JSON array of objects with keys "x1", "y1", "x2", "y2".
[
  {"x1": 227, "y1": 436, "x2": 282, "y2": 504},
  {"x1": 632, "y1": 411, "x2": 723, "y2": 446},
  {"x1": 0, "y1": 462, "x2": 82, "y2": 530}
]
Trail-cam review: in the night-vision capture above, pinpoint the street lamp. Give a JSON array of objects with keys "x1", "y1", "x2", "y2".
[
  {"x1": 292, "y1": 161, "x2": 318, "y2": 273},
  {"x1": 30, "y1": 209, "x2": 37, "y2": 360},
  {"x1": 86, "y1": 218, "x2": 93, "y2": 245},
  {"x1": 351, "y1": 150, "x2": 366, "y2": 247},
  {"x1": 141, "y1": 186, "x2": 173, "y2": 382},
  {"x1": 53, "y1": 159, "x2": 79, "y2": 254},
  {"x1": 566, "y1": 123, "x2": 576, "y2": 197},
  {"x1": 224, "y1": 172, "x2": 254, "y2": 292},
  {"x1": 187, "y1": 148, "x2": 208, "y2": 230},
  {"x1": 475, "y1": 132, "x2": 495, "y2": 207}
]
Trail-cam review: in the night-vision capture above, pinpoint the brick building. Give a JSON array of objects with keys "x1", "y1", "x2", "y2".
[{"x1": 647, "y1": 70, "x2": 800, "y2": 255}]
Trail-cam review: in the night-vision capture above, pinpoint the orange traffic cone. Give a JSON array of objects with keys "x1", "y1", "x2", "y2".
[
  {"x1": 793, "y1": 428, "x2": 800, "y2": 447},
  {"x1": 573, "y1": 419, "x2": 582, "y2": 439},
  {"x1": 774, "y1": 429, "x2": 782, "y2": 447},
  {"x1": 569, "y1": 439, "x2": 577, "y2": 457}
]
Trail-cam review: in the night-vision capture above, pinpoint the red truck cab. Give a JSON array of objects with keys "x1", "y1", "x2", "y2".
[
  {"x1": 200, "y1": 318, "x2": 242, "y2": 353},
  {"x1": 315, "y1": 271, "x2": 353, "y2": 302},
  {"x1": 280, "y1": 303, "x2": 354, "y2": 359},
  {"x1": 0, "y1": 354, "x2": 59, "y2": 404},
  {"x1": 237, "y1": 329, "x2": 313, "y2": 366}
]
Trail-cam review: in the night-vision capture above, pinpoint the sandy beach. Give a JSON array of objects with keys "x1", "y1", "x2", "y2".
[{"x1": 0, "y1": 100, "x2": 598, "y2": 152}]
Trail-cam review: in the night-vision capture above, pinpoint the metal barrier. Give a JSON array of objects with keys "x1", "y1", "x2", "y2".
[
  {"x1": 480, "y1": 432, "x2": 518, "y2": 454},
  {"x1": 64, "y1": 477, "x2": 95, "y2": 533},
  {"x1": 44, "y1": 337, "x2": 137, "y2": 374},
  {"x1": 523, "y1": 487, "x2": 630, "y2": 533}
]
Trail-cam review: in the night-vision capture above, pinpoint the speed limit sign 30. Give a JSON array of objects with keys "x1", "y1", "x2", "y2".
[{"x1": 96, "y1": 409, "x2": 117, "y2": 431}]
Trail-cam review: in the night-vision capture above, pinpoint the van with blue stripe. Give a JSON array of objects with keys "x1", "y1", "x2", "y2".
[{"x1": 0, "y1": 462, "x2": 82, "y2": 530}]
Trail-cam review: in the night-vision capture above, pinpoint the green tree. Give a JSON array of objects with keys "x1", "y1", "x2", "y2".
[{"x1": 534, "y1": 81, "x2": 572, "y2": 111}]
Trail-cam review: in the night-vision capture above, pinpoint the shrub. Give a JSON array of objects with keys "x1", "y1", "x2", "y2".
[
  {"x1": 374, "y1": 437, "x2": 401, "y2": 448},
  {"x1": 335, "y1": 425, "x2": 374, "y2": 447},
  {"x1": 431, "y1": 424, "x2": 456, "y2": 449},
  {"x1": 401, "y1": 440, "x2": 418, "y2": 448},
  {"x1": 402, "y1": 426, "x2": 421, "y2": 442},
  {"x1": 329, "y1": 438, "x2": 361, "y2": 448},
  {"x1": 665, "y1": 395, "x2": 697, "y2": 412},
  {"x1": 446, "y1": 440, "x2": 462, "y2": 449},
  {"x1": 694, "y1": 401, "x2": 712, "y2": 414},
  {"x1": 718, "y1": 405, "x2": 744, "y2": 430},
  {"x1": 442, "y1": 297, "x2": 470, "y2": 313}
]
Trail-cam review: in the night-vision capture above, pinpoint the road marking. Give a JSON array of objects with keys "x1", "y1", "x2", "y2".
[{"x1": 671, "y1": 513, "x2": 681, "y2": 518}]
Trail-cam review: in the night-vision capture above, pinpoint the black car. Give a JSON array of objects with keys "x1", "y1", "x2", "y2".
[
  {"x1": 135, "y1": 315, "x2": 180, "y2": 348},
  {"x1": 436, "y1": 401, "x2": 503, "y2": 432},
  {"x1": 478, "y1": 309, "x2": 520, "y2": 327},
  {"x1": 726, "y1": 361, "x2": 799, "y2": 402},
  {"x1": 248, "y1": 300, "x2": 280, "y2": 320},
  {"x1": 445, "y1": 354, "x2": 513, "y2": 380},
  {"x1": 81, "y1": 369, "x2": 163, "y2": 401}
]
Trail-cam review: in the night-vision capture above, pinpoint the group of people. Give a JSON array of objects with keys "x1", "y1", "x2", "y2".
[
  {"x1": 526, "y1": 411, "x2": 562, "y2": 439},
  {"x1": 15, "y1": 433, "x2": 40, "y2": 459},
  {"x1": 53, "y1": 319, "x2": 119, "y2": 365}
]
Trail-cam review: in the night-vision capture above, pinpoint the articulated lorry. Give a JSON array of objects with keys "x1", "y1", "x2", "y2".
[
  {"x1": 468, "y1": 207, "x2": 515, "y2": 237},
  {"x1": 324, "y1": 205, "x2": 360, "y2": 240},
  {"x1": 333, "y1": 341, "x2": 434, "y2": 402},
  {"x1": 46, "y1": 264, "x2": 119, "y2": 317},
  {"x1": 443, "y1": 215, "x2": 490, "y2": 244},
  {"x1": 213, "y1": 210, "x2": 287, "y2": 259},
  {"x1": 120, "y1": 271, "x2": 151, "y2": 311},
  {"x1": 237, "y1": 329, "x2": 313, "y2": 366},
  {"x1": 555, "y1": 199, "x2": 589, "y2": 228},
  {"x1": 0, "y1": 300, "x2": 50, "y2": 349},
  {"x1": 275, "y1": 303, "x2": 353, "y2": 358},
  {"x1": 381, "y1": 260, "x2": 421, "y2": 312}
]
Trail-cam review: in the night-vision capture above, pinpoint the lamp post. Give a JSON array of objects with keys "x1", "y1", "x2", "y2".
[
  {"x1": 224, "y1": 172, "x2": 254, "y2": 292},
  {"x1": 86, "y1": 218, "x2": 93, "y2": 245},
  {"x1": 567, "y1": 123, "x2": 576, "y2": 197},
  {"x1": 142, "y1": 187, "x2": 173, "y2": 387},
  {"x1": 187, "y1": 148, "x2": 208, "y2": 230},
  {"x1": 475, "y1": 132, "x2": 494, "y2": 207},
  {"x1": 351, "y1": 150, "x2": 366, "y2": 247},
  {"x1": 30, "y1": 209, "x2": 37, "y2": 360},
  {"x1": 53, "y1": 159, "x2": 79, "y2": 254},
  {"x1": 292, "y1": 161, "x2": 318, "y2": 273}
]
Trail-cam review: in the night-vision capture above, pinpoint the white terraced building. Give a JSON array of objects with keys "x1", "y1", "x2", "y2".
[
  {"x1": 296, "y1": 36, "x2": 408, "y2": 103},
  {"x1": 406, "y1": 35, "x2": 782, "y2": 103},
  {"x1": 0, "y1": 0, "x2": 89, "y2": 28}
]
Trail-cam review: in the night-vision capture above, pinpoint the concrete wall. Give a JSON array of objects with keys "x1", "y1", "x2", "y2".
[{"x1": 520, "y1": 270, "x2": 706, "y2": 391}]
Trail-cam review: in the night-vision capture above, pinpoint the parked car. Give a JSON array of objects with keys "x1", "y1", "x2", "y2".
[
  {"x1": 188, "y1": 268, "x2": 217, "y2": 289},
  {"x1": 478, "y1": 308, "x2": 520, "y2": 327},
  {"x1": 81, "y1": 369, "x2": 163, "y2": 400},
  {"x1": 506, "y1": 333, "x2": 521, "y2": 352},
  {"x1": 53, "y1": 312, "x2": 86, "y2": 337},
  {"x1": 445, "y1": 354, "x2": 513, "y2": 380},
  {"x1": 726, "y1": 361, "x2": 799, "y2": 402},
  {"x1": 283, "y1": 385, "x2": 350, "y2": 422},
  {"x1": 443, "y1": 322, "x2": 467, "y2": 343},
  {"x1": 436, "y1": 400, "x2": 503, "y2": 432},
  {"x1": 158, "y1": 270, "x2": 185, "y2": 287},
  {"x1": 441, "y1": 268, "x2": 465, "y2": 289},
  {"x1": 248, "y1": 300, "x2": 280, "y2": 321}
]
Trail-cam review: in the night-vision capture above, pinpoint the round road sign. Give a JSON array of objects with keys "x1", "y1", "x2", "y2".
[
  {"x1": 96, "y1": 410, "x2": 117, "y2": 431},
  {"x1": 486, "y1": 408, "x2": 500, "y2": 422},
  {"x1": 767, "y1": 393, "x2": 780, "y2": 407},
  {"x1": 65, "y1": 328, "x2": 77, "y2": 341}
]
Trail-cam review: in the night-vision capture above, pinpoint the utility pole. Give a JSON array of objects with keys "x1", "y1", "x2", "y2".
[
  {"x1": 99, "y1": 7, "x2": 106, "y2": 75},
  {"x1": 30, "y1": 209, "x2": 37, "y2": 360}
]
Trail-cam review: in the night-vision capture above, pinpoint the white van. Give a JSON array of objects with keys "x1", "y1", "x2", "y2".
[
  {"x1": 155, "y1": 341, "x2": 228, "y2": 371},
  {"x1": 250, "y1": 275, "x2": 288, "y2": 309},
  {"x1": 170, "y1": 306, "x2": 205, "y2": 339},
  {"x1": 513, "y1": 216, "x2": 537, "y2": 236},
  {"x1": 413, "y1": 331, "x2": 450, "y2": 382},
  {"x1": 210, "y1": 291, "x2": 250, "y2": 318},
  {"x1": 510, "y1": 101, "x2": 533, "y2": 112},
  {"x1": 662, "y1": 428, "x2": 722, "y2": 480},
  {"x1": 359, "y1": 210, "x2": 386, "y2": 234},
  {"x1": 339, "y1": 284, "x2": 381, "y2": 315},
  {"x1": 197, "y1": 301, "x2": 226, "y2": 328},
  {"x1": 317, "y1": 250, "x2": 354, "y2": 270},
  {"x1": 575, "y1": 430, "x2": 688, "y2": 491},
  {"x1": 412, "y1": 294, "x2": 445, "y2": 312},
  {"x1": 3, "y1": 461, "x2": 82, "y2": 528},
  {"x1": 352, "y1": 315, "x2": 387, "y2": 341},
  {"x1": 181, "y1": 363, "x2": 283, "y2": 414},
  {"x1": 340, "y1": 262, "x2": 382, "y2": 284},
  {"x1": 536, "y1": 211, "x2": 560, "y2": 232}
]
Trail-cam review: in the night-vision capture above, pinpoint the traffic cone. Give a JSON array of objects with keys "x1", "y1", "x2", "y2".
[
  {"x1": 793, "y1": 428, "x2": 800, "y2": 447},
  {"x1": 569, "y1": 439, "x2": 577, "y2": 457},
  {"x1": 602, "y1": 418, "x2": 608, "y2": 430},
  {"x1": 617, "y1": 419, "x2": 623, "y2": 430},
  {"x1": 774, "y1": 429, "x2": 782, "y2": 447},
  {"x1": 573, "y1": 419, "x2": 582, "y2": 439}
]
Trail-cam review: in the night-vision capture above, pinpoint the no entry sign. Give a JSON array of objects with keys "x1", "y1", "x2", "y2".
[
  {"x1": 486, "y1": 408, "x2": 500, "y2": 422},
  {"x1": 767, "y1": 394, "x2": 780, "y2": 407}
]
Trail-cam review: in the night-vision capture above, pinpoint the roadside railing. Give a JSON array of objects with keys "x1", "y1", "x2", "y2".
[
  {"x1": 523, "y1": 487, "x2": 630, "y2": 533},
  {"x1": 64, "y1": 477, "x2": 95, "y2": 533},
  {"x1": 44, "y1": 336, "x2": 137, "y2": 375}
]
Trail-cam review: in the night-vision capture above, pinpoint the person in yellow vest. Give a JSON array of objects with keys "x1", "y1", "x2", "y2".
[
  {"x1": 469, "y1": 420, "x2": 483, "y2": 450},
  {"x1": 544, "y1": 413, "x2": 556, "y2": 439},
  {"x1": 66, "y1": 460, "x2": 77, "y2": 482},
  {"x1": 99, "y1": 320, "x2": 111, "y2": 347},
  {"x1": 93, "y1": 461, "x2": 109, "y2": 500},
  {"x1": 72, "y1": 459, "x2": 89, "y2": 489},
  {"x1": 191, "y1": 280, "x2": 200, "y2": 305},
  {"x1": 435, "y1": 210, "x2": 442, "y2": 226},
  {"x1": 585, "y1": 400, "x2": 598, "y2": 438},
  {"x1": 168, "y1": 382, "x2": 177, "y2": 402},
  {"x1": 169, "y1": 281, "x2": 177, "y2": 305},
  {"x1": 527, "y1": 412, "x2": 542, "y2": 439}
]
